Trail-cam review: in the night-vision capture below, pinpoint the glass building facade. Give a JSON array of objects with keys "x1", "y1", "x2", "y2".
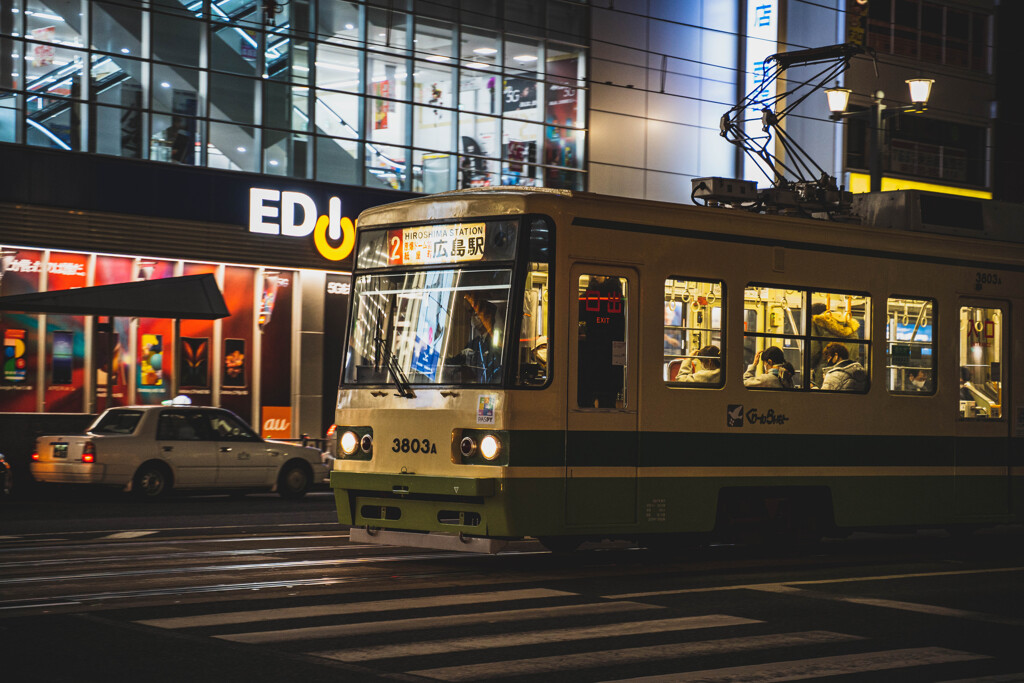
[{"x1": 0, "y1": 0, "x2": 589, "y2": 192}]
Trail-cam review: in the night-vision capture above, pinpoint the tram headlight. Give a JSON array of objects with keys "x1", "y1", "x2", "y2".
[
  {"x1": 359, "y1": 433, "x2": 373, "y2": 453},
  {"x1": 340, "y1": 430, "x2": 359, "y2": 456},
  {"x1": 479, "y1": 434, "x2": 501, "y2": 460},
  {"x1": 460, "y1": 436, "x2": 477, "y2": 456}
]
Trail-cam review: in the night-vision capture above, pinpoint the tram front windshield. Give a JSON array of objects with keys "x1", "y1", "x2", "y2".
[{"x1": 344, "y1": 220, "x2": 522, "y2": 387}]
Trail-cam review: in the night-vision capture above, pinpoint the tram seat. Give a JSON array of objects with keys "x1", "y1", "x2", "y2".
[{"x1": 667, "y1": 359, "x2": 684, "y2": 381}]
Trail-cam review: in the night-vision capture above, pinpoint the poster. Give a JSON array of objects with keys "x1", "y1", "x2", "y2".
[
  {"x1": 503, "y1": 78, "x2": 537, "y2": 112},
  {"x1": 180, "y1": 337, "x2": 209, "y2": 388},
  {"x1": 373, "y1": 80, "x2": 390, "y2": 130},
  {"x1": 544, "y1": 57, "x2": 579, "y2": 188},
  {"x1": 139, "y1": 333, "x2": 164, "y2": 387},
  {"x1": 223, "y1": 338, "x2": 247, "y2": 388},
  {"x1": 31, "y1": 27, "x2": 55, "y2": 67}
]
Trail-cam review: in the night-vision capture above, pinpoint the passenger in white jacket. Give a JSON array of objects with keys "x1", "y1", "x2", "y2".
[{"x1": 820, "y1": 341, "x2": 868, "y2": 391}]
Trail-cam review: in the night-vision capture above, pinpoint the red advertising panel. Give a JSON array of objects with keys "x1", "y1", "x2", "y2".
[
  {"x1": 220, "y1": 266, "x2": 255, "y2": 422},
  {"x1": 0, "y1": 248, "x2": 42, "y2": 412},
  {"x1": 179, "y1": 262, "x2": 218, "y2": 405},
  {"x1": 44, "y1": 251, "x2": 89, "y2": 412},
  {"x1": 135, "y1": 260, "x2": 176, "y2": 405},
  {"x1": 93, "y1": 256, "x2": 134, "y2": 408},
  {"x1": 259, "y1": 270, "x2": 292, "y2": 434}
]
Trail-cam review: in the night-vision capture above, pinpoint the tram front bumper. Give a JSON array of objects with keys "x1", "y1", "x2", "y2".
[{"x1": 331, "y1": 470, "x2": 504, "y2": 535}]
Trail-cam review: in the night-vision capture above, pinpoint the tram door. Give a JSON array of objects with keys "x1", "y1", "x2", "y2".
[
  {"x1": 566, "y1": 266, "x2": 639, "y2": 526},
  {"x1": 953, "y1": 299, "x2": 1010, "y2": 517}
]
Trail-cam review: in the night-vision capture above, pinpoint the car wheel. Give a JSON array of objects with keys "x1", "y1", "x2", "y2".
[
  {"x1": 278, "y1": 461, "x2": 311, "y2": 499},
  {"x1": 132, "y1": 462, "x2": 171, "y2": 500}
]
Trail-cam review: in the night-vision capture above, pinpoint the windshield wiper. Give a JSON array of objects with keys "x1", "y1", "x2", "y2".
[
  {"x1": 372, "y1": 303, "x2": 416, "y2": 399},
  {"x1": 375, "y1": 337, "x2": 416, "y2": 398}
]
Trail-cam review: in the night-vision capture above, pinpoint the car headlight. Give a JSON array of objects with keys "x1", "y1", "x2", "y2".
[
  {"x1": 340, "y1": 430, "x2": 359, "y2": 455},
  {"x1": 479, "y1": 434, "x2": 501, "y2": 460}
]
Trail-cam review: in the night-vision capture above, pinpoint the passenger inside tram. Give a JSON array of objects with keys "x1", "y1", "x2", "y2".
[
  {"x1": 445, "y1": 296, "x2": 502, "y2": 383},
  {"x1": 674, "y1": 345, "x2": 721, "y2": 383},
  {"x1": 820, "y1": 342, "x2": 869, "y2": 391},
  {"x1": 906, "y1": 368, "x2": 932, "y2": 392},
  {"x1": 743, "y1": 346, "x2": 794, "y2": 389}
]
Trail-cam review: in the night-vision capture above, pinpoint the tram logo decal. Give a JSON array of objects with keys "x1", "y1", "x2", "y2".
[
  {"x1": 727, "y1": 405, "x2": 744, "y2": 427},
  {"x1": 248, "y1": 188, "x2": 356, "y2": 262},
  {"x1": 728, "y1": 404, "x2": 790, "y2": 427}
]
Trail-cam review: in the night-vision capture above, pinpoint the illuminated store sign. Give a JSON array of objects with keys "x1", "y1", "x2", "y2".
[
  {"x1": 248, "y1": 188, "x2": 356, "y2": 262},
  {"x1": 744, "y1": 0, "x2": 779, "y2": 182}
]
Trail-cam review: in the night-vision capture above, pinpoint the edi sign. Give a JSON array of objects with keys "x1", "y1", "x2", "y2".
[{"x1": 248, "y1": 188, "x2": 356, "y2": 261}]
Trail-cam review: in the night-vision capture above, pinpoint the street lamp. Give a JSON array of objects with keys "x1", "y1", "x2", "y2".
[{"x1": 825, "y1": 78, "x2": 935, "y2": 192}]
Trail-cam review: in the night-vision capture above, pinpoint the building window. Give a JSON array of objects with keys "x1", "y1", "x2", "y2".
[
  {"x1": 0, "y1": 0, "x2": 588, "y2": 192},
  {"x1": 866, "y1": 0, "x2": 991, "y2": 73}
]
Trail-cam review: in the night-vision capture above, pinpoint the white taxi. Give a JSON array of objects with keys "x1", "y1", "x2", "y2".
[{"x1": 32, "y1": 405, "x2": 330, "y2": 499}]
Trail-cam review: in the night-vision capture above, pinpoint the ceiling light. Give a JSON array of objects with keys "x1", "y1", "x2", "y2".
[
  {"x1": 237, "y1": 147, "x2": 246, "y2": 153},
  {"x1": 473, "y1": 47, "x2": 497, "y2": 55},
  {"x1": 513, "y1": 54, "x2": 538, "y2": 62},
  {"x1": 425, "y1": 54, "x2": 450, "y2": 62}
]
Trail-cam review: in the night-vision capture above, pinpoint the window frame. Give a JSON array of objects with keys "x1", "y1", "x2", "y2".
[
  {"x1": 742, "y1": 282, "x2": 873, "y2": 393},
  {"x1": 885, "y1": 295, "x2": 937, "y2": 396},
  {"x1": 663, "y1": 276, "x2": 725, "y2": 389}
]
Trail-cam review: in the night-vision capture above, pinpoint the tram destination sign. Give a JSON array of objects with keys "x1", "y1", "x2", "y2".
[
  {"x1": 390, "y1": 223, "x2": 487, "y2": 266},
  {"x1": 356, "y1": 220, "x2": 520, "y2": 269}
]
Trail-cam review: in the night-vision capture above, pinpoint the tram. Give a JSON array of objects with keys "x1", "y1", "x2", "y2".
[{"x1": 329, "y1": 187, "x2": 1023, "y2": 553}]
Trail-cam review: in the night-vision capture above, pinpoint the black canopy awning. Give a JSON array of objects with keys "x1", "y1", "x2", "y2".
[{"x1": 0, "y1": 273, "x2": 230, "y2": 319}]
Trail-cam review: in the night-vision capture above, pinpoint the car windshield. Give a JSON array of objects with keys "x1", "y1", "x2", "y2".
[
  {"x1": 88, "y1": 409, "x2": 144, "y2": 434},
  {"x1": 345, "y1": 268, "x2": 512, "y2": 386}
]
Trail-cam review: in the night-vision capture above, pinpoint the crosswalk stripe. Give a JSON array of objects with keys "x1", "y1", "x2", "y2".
[
  {"x1": 315, "y1": 614, "x2": 762, "y2": 662},
  {"x1": 936, "y1": 675, "x2": 1024, "y2": 682},
  {"x1": 752, "y1": 584, "x2": 1024, "y2": 626},
  {"x1": 218, "y1": 601, "x2": 662, "y2": 644},
  {"x1": 137, "y1": 588, "x2": 572, "y2": 629},
  {"x1": 601, "y1": 647, "x2": 989, "y2": 682},
  {"x1": 99, "y1": 531, "x2": 159, "y2": 540},
  {"x1": 405, "y1": 630, "x2": 860, "y2": 681}
]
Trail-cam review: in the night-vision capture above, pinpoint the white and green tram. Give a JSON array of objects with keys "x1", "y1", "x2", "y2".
[{"x1": 330, "y1": 187, "x2": 1023, "y2": 552}]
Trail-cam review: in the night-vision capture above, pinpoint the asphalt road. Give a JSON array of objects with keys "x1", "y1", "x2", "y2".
[{"x1": 1, "y1": 492, "x2": 1022, "y2": 682}]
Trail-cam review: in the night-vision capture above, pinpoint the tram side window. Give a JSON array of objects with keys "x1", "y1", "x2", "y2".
[
  {"x1": 810, "y1": 290, "x2": 871, "y2": 392},
  {"x1": 743, "y1": 286, "x2": 805, "y2": 389},
  {"x1": 664, "y1": 278, "x2": 723, "y2": 386},
  {"x1": 516, "y1": 220, "x2": 552, "y2": 387},
  {"x1": 886, "y1": 297, "x2": 935, "y2": 394},
  {"x1": 578, "y1": 274, "x2": 627, "y2": 408},
  {"x1": 959, "y1": 305, "x2": 1003, "y2": 419}
]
